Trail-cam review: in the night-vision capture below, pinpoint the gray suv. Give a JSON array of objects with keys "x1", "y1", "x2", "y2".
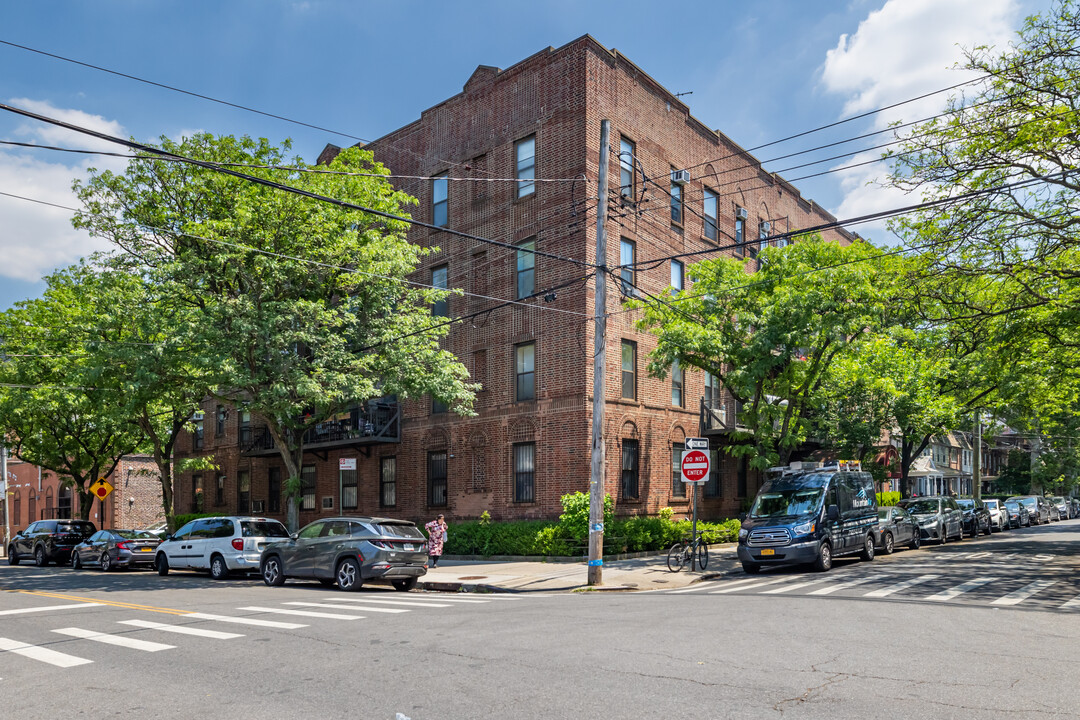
[{"x1": 260, "y1": 516, "x2": 429, "y2": 592}]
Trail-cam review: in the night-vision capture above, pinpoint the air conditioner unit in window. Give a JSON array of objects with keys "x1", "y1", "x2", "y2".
[
  {"x1": 251, "y1": 500, "x2": 265, "y2": 513},
  {"x1": 735, "y1": 207, "x2": 748, "y2": 220},
  {"x1": 322, "y1": 496, "x2": 334, "y2": 510},
  {"x1": 760, "y1": 221, "x2": 771, "y2": 233},
  {"x1": 670, "y1": 169, "x2": 690, "y2": 185}
]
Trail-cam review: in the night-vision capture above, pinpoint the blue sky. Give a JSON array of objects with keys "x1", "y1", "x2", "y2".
[{"x1": 0, "y1": 0, "x2": 1052, "y2": 309}]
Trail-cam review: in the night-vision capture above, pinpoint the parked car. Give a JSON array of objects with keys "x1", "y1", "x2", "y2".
[
  {"x1": 982, "y1": 499, "x2": 1010, "y2": 532},
  {"x1": 7, "y1": 520, "x2": 97, "y2": 566},
  {"x1": 1050, "y1": 496, "x2": 1069, "y2": 520},
  {"x1": 1007, "y1": 496, "x2": 1049, "y2": 525},
  {"x1": 957, "y1": 498, "x2": 992, "y2": 537},
  {"x1": 142, "y1": 521, "x2": 169, "y2": 539},
  {"x1": 1070, "y1": 498, "x2": 1080, "y2": 519},
  {"x1": 872, "y1": 506, "x2": 921, "y2": 554},
  {"x1": 1003, "y1": 500, "x2": 1029, "y2": 528},
  {"x1": 72, "y1": 529, "x2": 162, "y2": 571},
  {"x1": 155, "y1": 516, "x2": 290, "y2": 579},
  {"x1": 737, "y1": 462, "x2": 879, "y2": 574},
  {"x1": 896, "y1": 496, "x2": 964, "y2": 544},
  {"x1": 259, "y1": 516, "x2": 429, "y2": 591},
  {"x1": 1046, "y1": 497, "x2": 1061, "y2": 522}
]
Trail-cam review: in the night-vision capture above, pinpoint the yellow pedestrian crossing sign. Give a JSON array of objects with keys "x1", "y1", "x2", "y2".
[{"x1": 89, "y1": 478, "x2": 114, "y2": 500}]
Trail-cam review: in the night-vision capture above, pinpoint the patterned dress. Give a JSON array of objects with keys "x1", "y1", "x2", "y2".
[{"x1": 425, "y1": 520, "x2": 447, "y2": 557}]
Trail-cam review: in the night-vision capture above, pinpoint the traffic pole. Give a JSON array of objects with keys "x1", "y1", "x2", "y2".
[
  {"x1": 690, "y1": 481, "x2": 699, "y2": 571},
  {"x1": 588, "y1": 119, "x2": 611, "y2": 586},
  {"x1": 973, "y1": 410, "x2": 982, "y2": 501},
  {"x1": 2, "y1": 444, "x2": 8, "y2": 555}
]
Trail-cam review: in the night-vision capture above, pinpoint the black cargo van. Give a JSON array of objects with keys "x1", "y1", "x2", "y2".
[{"x1": 737, "y1": 463, "x2": 878, "y2": 573}]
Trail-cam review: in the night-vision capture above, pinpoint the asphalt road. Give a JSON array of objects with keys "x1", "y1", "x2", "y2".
[{"x1": 2, "y1": 519, "x2": 1079, "y2": 719}]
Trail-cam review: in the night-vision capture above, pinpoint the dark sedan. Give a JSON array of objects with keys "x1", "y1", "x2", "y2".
[
  {"x1": 897, "y1": 496, "x2": 964, "y2": 544},
  {"x1": 1007, "y1": 496, "x2": 1049, "y2": 525},
  {"x1": 72, "y1": 529, "x2": 162, "y2": 571},
  {"x1": 957, "y1": 498, "x2": 992, "y2": 537},
  {"x1": 259, "y1": 516, "x2": 429, "y2": 592},
  {"x1": 872, "y1": 506, "x2": 921, "y2": 554},
  {"x1": 1003, "y1": 500, "x2": 1030, "y2": 528}
]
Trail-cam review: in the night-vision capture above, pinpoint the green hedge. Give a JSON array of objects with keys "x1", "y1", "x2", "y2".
[{"x1": 877, "y1": 491, "x2": 901, "y2": 507}]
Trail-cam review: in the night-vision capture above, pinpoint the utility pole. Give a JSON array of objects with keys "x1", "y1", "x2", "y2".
[
  {"x1": 2, "y1": 444, "x2": 8, "y2": 555},
  {"x1": 973, "y1": 410, "x2": 982, "y2": 501},
  {"x1": 588, "y1": 120, "x2": 610, "y2": 586}
]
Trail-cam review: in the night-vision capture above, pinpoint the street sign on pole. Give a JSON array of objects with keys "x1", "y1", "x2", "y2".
[
  {"x1": 684, "y1": 437, "x2": 709, "y2": 451},
  {"x1": 89, "y1": 478, "x2": 114, "y2": 500},
  {"x1": 681, "y1": 450, "x2": 710, "y2": 483}
]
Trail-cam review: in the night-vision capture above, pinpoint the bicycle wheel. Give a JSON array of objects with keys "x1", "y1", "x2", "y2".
[
  {"x1": 667, "y1": 542, "x2": 687, "y2": 572},
  {"x1": 696, "y1": 541, "x2": 709, "y2": 570}
]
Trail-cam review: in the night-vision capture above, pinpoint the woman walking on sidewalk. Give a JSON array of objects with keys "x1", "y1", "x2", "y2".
[{"x1": 425, "y1": 514, "x2": 447, "y2": 568}]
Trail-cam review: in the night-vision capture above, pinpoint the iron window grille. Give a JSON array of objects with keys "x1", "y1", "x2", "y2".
[
  {"x1": 513, "y1": 442, "x2": 535, "y2": 503},
  {"x1": 428, "y1": 451, "x2": 448, "y2": 507}
]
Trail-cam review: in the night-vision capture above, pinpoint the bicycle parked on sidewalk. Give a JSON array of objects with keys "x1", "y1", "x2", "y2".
[{"x1": 667, "y1": 532, "x2": 708, "y2": 572}]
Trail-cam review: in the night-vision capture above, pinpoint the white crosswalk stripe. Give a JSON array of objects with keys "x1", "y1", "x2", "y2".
[
  {"x1": 863, "y1": 574, "x2": 940, "y2": 598},
  {"x1": 0, "y1": 637, "x2": 92, "y2": 668},
  {"x1": 295, "y1": 597, "x2": 453, "y2": 608},
  {"x1": 923, "y1": 577, "x2": 998, "y2": 602},
  {"x1": 117, "y1": 620, "x2": 244, "y2": 639},
  {"x1": 666, "y1": 582, "x2": 722, "y2": 594},
  {"x1": 184, "y1": 612, "x2": 307, "y2": 629},
  {"x1": 52, "y1": 627, "x2": 174, "y2": 652},
  {"x1": 710, "y1": 577, "x2": 793, "y2": 594},
  {"x1": 760, "y1": 579, "x2": 829, "y2": 594},
  {"x1": 990, "y1": 580, "x2": 1057, "y2": 606},
  {"x1": 1058, "y1": 595, "x2": 1080, "y2": 609},
  {"x1": 237, "y1": 606, "x2": 362, "y2": 620},
  {"x1": 0, "y1": 603, "x2": 104, "y2": 616},
  {"x1": 331, "y1": 596, "x2": 491, "y2": 604},
  {"x1": 281, "y1": 602, "x2": 405, "y2": 614},
  {"x1": 807, "y1": 576, "x2": 879, "y2": 596}
]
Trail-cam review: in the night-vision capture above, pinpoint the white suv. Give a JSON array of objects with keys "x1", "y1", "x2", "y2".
[{"x1": 156, "y1": 516, "x2": 290, "y2": 580}]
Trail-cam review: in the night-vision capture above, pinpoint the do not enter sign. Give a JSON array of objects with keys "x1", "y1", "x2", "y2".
[{"x1": 681, "y1": 450, "x2": 710, "y2": 483}]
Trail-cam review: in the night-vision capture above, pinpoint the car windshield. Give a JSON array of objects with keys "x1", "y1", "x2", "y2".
[
  {"x1": 750, "y1": 488, "x2": 824, "y2": 518},
  {"x1": 1005, "y1": 502, "x2": 1019, "y2": 510},
  {"x1": 241, "y1": 521, "x2": 289, "y2": 538},
  {"x1": 1011, "y1": 497, "x2": 1037, "y2": 509},
  {"x1": 983, "y1": 500, "x2": 998, "y2": 508},
  {"x1": 957, "y1": 500, "x2": 975, "y2": 510},
  {"x1": 901, "y1": 499, "x2": 940, "y2": 514},
  {"x1": 57, "y1": 522, "x2": 96, "y2": 534},
  {"x1": 368, "y1": 522, "x2": 425, "y2": 540}
]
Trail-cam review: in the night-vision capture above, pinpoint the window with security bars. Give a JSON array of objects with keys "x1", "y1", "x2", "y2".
[
  {"x1": 237, "y1": 470, "x2": 250, "y2": 515},
  {"x1": 428, "y1": 451, "x2": 447, "y2": 507},
  {"x1": 380, "y1": 457, "x2": 397, "y2": 508},
  {"x1": 300, "y1": 465, "x2": 317, "y2": 511},
  {"x1": 513, "y1": 442, "x2": 535, "y2": 503},
  {"x1": 340, "y1": 466, "x2": 358, "y2": 510},
  {"x1": 672, "y1": 443, "x2": 685, "y2": 498},
  {"x1": 621, "y1": 439, "x2": 639, "y2": 500},
  {"x1": 268, "y1": 467, "x2": 281, "y2": 513}
]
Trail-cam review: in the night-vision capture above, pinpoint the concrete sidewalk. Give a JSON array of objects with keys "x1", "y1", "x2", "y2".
[{"x1": 416, "y1": 543, "x2": 742, "y2": 593}]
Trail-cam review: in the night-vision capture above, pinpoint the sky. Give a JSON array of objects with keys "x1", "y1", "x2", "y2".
[{"x1": 0, "y1": 0, "x2": 1054, "y2": 310}]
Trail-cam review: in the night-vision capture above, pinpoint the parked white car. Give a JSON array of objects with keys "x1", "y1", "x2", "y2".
[
  {"x1": 156, "y1": 516, "x2": 290, "y2": 579},
  {"x1": 982, "y1": 499, "x2": 1010, "y2": 532}
]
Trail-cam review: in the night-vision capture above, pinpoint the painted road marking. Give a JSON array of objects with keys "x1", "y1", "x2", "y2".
[
  {"x1": 298, "y1": 597, "x2": 454, "y2": 608},
  {"x1": 667, "y1": 582, "x2": 721, "y2": 594},
  {"x1": 1059, "y1": 595, "x2": 1080, "y2": 610},
  {"x1": 0, "y1": 603, "x2": 104, "y2": 616},
  {"x1": 807, "y1": 576, "x2": 879, "y2": 596},
  {"x1": 710, "y1": 578, "x2": 792, "y2": 594},
  {"x1": 991, "y1": 580, "x2": 1057, "y2": 606},
  {"x1": 334, "y1": 596, "x2": 490, "y2": 605},
  {"x1": 283, "y1": 602, "x2": 408, "y2": 614},
  {"x1": 924, "y1": 577, "x2": 998, "y2": 602},
  {"x1": 52, "y1": 627, "x2": 174, "y2": 652},
  {"x1": 761, "y1": 579, "x2": 829, "y2": 595},
  {"x1": 863, "y1": 575, "x2": 941, "y2": 598},
  {"x1": 238, "y1": 606, "x2": 362, "y2": 620},
  {"x1": 0, "y1": 637, "x2": 92, "y2": 667},
  {"x1": 184, "y1": 612, "x2": 307, "y2": 629},
  {"x1": 117, "y1": 620, "x2": 244, "y2": 640},
  {"x1": 8, "y1": 590, "x2": 189, "y2": 616}
]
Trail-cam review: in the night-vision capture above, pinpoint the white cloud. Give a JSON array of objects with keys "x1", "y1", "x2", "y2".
[
  {"x1": 820, "y1": 0, "x2": 1021, "y2": 242},
  {"x1": 0, "y1": 100, "x2": 129, "y2": 281}
]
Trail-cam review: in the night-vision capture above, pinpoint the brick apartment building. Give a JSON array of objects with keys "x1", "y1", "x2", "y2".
[{"x1": 173, "y1": 36, "x2": 853, "y2": 527}]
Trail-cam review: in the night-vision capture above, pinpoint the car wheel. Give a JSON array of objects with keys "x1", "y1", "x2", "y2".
[
  {"x1": 100, "y1": 552, "x2": 112, "y2": 572},
  {"x1": 813, "y1": 542, "x2": 833, "y2": 572},
  {"x1": 909, "y1": 531, "x2": 921, "y2": 550},
  {"x1": 392, "y1": 578, "x2": 418, "y2": 592},
  {"x1": 939, "y1": 525, "x2": 947, "y2": 545},
  {"x1": 336, "y1": 558, "x2": 363, "y2": 591},
  {"x1": 209, "y1": 554, "x2": 229, "y2": 580},
  {"x1": 860, "y1": 535, "x2": 875, "y2": 561},
  {"x1": 741, "y1": 562, "x2": 761, "y2": 574},
  {"x1": 984, "y1": 521, "x2": 992, "y2": 536},
  {"x1": 881, "y1": 531, "x2": 895, "y2": 555},
  {"x1": 7, "y1": 547, "x2": 18, "y2": 565},
  {"x1": 72, "y1": 551, "x2": 82, "y2": 569},
  {"x1": 34, "y1": 546, "x2": 47, "y2": 566},
  {"x1": 261, "y1": 556, "x2": 285, "y2": 587},
  {"x1": 156, "y1": 554, "x2": 169, "y2": 576}
]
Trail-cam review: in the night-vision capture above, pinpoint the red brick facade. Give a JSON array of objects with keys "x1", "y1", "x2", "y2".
[{"x1": 173, "y1": 36, "x2": 853, "y2": 527}]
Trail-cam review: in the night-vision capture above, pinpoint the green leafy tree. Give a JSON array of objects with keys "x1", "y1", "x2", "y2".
[{"x1": 73, "y1": 134, "x2": 476, "y2": 530}]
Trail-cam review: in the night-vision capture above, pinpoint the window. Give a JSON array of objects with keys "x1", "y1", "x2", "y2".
[
  {"x1": 237, "y1": 470, "x2": 250, "y2": 515},
  {"x1": 619, "y1": 137, "x2": 635, "y2": 198},
  {"x1": 432, "y1": 264, "x2": 448, "y2": 317},
  {"x1": 192, "y1": 475, "x2": 203, "y2": 513},
  {"x1": 340, "y1": 462, "x2": 357, "y2": 510},
  {"x1": 671, "y1": 259, "x2": 684, "y2": 294},
  {"x1": 515, "y1": 342, "x2": 535, "y2": 402},
  {"x1": 621, "y1": 439, "x2": 639, "y2": 500},
  {"x1": 428, "y1": 451, "x2": 447, "y2": 507},
  {"x1": 380, "y1": 457, "x2": 397, "y2": 508},
  {"x1": 239, "y1": 408, "x2": 252, "y2": 445},
  {"x1": 737, "y1": 457, "x2": 748, "y2": 498},
  {"x1": 192, "y1": 411, "x2": 204, "y2": 451},
  {"x1": 513, "y1": 442, "x2": 535, "y2": 503},
  {"x1": 432, "y1": 396, "x2": 448, "y2": 414},
  {"x1": 704, "y1": 371, "x2": 719, "y2": 409},
  {"x1": 516, "y1": 239, "x2": 535, "y2": 299},
  {"x1": 671, "y1": 360, "x2": 684, "y2": 407},
  {"x1": 672, "y1": 443, "x2": 685, "y2": 498},
  {"x1": 300, "y1": 465, "x2": 316, "y2": 511},
  {"x1": 432, "y1": 173, "x2": 448, "y2": 227},
  {"x1": 703, "y1": 188, "x2": 718, "y2": 241},
  {"x1": 515, "y1": 135, "x2": 535, "y2": 198},
  {"x1": 705, "y1": 449, "x2": 721, "y2": 498},
  {"x1": 215, "y1": 475, "x2": 225, "y2": 506},
  {"x1": 747, "y1": 219, "x2": 763, "y2": 259},
  {"x1": 621, "y1": 341, "x2": 636, "y2": 400},
  {"x1": 734, "y1": 212, "x2": 745, "y2": 257},
  {"x1": 268, "y1": 467, "x2": 281, "y2": 513},
  {"x1": 299, "y1": 521, "x2": 325, "y2": 540},
  {"x1": 619, "y1": 238, "x2": 635, "y2": 293},
  {"x1": 670, "y1": 180, "x2": 683, "y2": 224},
  {"x1": 216, "y1": 405, "x2": 226, "y2": 436}
]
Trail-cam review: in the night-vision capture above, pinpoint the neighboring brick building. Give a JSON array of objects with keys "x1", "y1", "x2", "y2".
[{"x1": 173, "y1": 36, "x2": 853, "y2": 527}]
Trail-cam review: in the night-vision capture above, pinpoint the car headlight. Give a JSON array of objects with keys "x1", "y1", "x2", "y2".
[
  {"x1": 793, "y1": 520, "x2": 815, "y2": 536},
  {"x1": 738, "y1": 528, "x2": 748, "y2": 540},
  {"x1": 918, "y1": 516, "x2": 937, "y2": 526}
]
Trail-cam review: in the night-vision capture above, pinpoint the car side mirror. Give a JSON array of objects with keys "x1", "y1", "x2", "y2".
[
  {"x1": 164, "y1": 534, "x2": 174, "y2": 542},
  {"x1": 827, "y1": 505, "x2": 840, "y2": 522},
  {"x1": 291, "y1": 533, "x2": 298, "y2": 540},
  {"x1": 738, "y1": 512, "x2": 747, "y2": 522}
]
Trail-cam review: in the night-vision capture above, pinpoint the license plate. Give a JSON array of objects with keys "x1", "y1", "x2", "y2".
[
  {"x1": 139, "y1": 547, "x2": 152, "y2": 552},
  {"x1": 404, "y1": 544, "x2": 415, "y2": 551},
  {"x1": 759, "y1": 548, "x2": 775, "y2": 556}
]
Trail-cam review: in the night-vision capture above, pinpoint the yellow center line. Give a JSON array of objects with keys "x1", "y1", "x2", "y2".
[{"x1": 9, "y1": 589, "x2": 194, "y2": 616}]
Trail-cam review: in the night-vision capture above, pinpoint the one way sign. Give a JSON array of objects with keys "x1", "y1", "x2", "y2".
[{"x1": 684, "y1": 437, "x2": 709, "y2": 451}]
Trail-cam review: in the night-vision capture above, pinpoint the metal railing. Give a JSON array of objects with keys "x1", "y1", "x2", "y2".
[{"x1": 241, "y1": 401, "x2": 400, "y2": 455}]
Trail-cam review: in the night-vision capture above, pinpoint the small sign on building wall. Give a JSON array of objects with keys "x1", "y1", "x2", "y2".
[{"x1": 339, "y1": 458, "x2": 357, "y2": 471}]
